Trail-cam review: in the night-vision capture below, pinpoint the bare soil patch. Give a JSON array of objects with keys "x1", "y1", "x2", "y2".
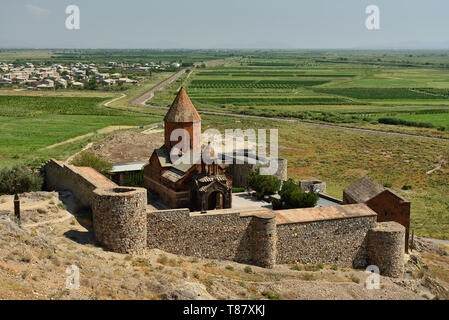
[{"x1": 86, "y1": 130, "x2": 164, "y2": 164}]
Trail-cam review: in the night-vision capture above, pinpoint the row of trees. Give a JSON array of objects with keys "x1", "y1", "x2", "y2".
[{"x1": 248, "y1": 169, "x2": 318, "y2": 209}]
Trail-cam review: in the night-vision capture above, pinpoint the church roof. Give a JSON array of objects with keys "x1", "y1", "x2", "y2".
[
  {"x1": 343, "y1": 176, "x2": 385, "y2": 203},
  {"x1": 162, "y1": 167, "x2": 185, "y2": 183},
  {"x1": 164, "y1": 87, "x2": 201, "y2": 123},
  {"x1": 155, "y1": 146, "x2": 194, "y2": 173}
]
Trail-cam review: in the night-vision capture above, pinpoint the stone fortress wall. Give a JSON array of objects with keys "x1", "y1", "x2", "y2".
[
  {"x1": 42, "y1": 159, "x2": 116, "y2": 207},
  {"x1": 43, "y1": 159, "x2": 405, "y2": 277},
  {"x1": 43, "y1": 160, "x2": 148, "y2": 254}
]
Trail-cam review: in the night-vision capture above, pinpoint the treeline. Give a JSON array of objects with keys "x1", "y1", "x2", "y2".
[{"x1": 378, "y1": 117, "x2": 447, "y2": 131}]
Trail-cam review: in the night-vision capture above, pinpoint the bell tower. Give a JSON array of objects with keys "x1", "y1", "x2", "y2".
[{"x1": 164, "y1": 87, "x2": 201, "y2": 154}]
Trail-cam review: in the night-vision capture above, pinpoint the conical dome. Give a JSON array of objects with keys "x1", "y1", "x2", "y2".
[{"x1": 164, "y1": 87, "x2": 201, "y2": 123}]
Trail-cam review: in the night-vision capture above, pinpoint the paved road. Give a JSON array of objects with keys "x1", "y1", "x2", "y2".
[{"x1": 130, "y1": 69, "x2": 187, "y2": 107}]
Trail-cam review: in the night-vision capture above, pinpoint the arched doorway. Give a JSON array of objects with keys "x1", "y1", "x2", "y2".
[{"x1": 207, "y1": 191, "x2": 223, "y2": 210}]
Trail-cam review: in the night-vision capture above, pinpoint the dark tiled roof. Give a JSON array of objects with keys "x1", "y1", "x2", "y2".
[
  {"x1": 155, "y1": 146, "x2": 194, "y2": 173},
  {"x1": 164, "y1": 87, "x2": 201, "y2": 123},
  {"x1": 154, "y1": 146, "x2": 193, "y2": 181},
  {"x1": 196, "y1": 175, "x2": 227, "y2": 183},
  {"x1": 343, "y1": 176, "x2": 385, "y2": 203}
]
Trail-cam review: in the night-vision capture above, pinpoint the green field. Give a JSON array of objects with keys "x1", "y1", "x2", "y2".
[
  {"x1": 0, "y1": 95, "x2": 161, "y2": 167},
  {"x1": 150, "y1": 52, "x2": 449, "y2": 135}
]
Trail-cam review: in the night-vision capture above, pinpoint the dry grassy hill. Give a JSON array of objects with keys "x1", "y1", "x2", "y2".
[{"x1": 0, "y1": 191, "x2": 446, "y2": 300}]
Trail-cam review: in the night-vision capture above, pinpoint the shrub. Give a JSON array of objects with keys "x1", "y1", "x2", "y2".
[
  {"x1": 232, "y1": 187, "x2": 246, "y2": 193},
  {"x1": 304, "y1": 264, "x2": 323, "y2": 272},
  {"x1": 402, "y1": 183, "x2": 413, "y2": 190},
  {"x1": 261, "y1": 290, "x2": 282, "y2": 300},
  {"x1": 243, "y1": 266, "x2": 253, "y2": 274},
  {"x1": 290, "y1": 264, "x2": 302, "y2": 271},
  {"x1": 350, "y1": 274, "x2": 360, "y2": 284},
  {"x1": 0, "y1": 164, "x2": 43, "y2": 195},
  {"x1": 383, "y1": 182, "x2": 393, "y2": 188},
  {"x1": 302, "y1": 273, "x2": 314, "y2": 281},
  {"x1": 71, "y1": 152, "x2": 113, "y2": 176},
  {"x1": 279, "y1": 179, "x2": 318, "y2": 209},
  {"x1": 132, "y1": 258, "x2": 150, "y2": 267},
  {"x1": 378, "y1": 117, "x2": 435, "y2": 129},
  {"x1": 248, "y1": 169, "x2": 281, "y2": 199}
]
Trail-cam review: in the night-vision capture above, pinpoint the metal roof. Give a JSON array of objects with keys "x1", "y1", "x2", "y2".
[
  {"x1": 316, "y1": 194, "x2": 342, "y2": 207},
  {"x1": 111, "y1": 161, "x2": 147, "y2": 173}
]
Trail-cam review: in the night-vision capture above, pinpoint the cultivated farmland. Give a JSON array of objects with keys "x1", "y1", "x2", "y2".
[{"x1": 150, "y1": 51, "x2": 449, "y2": 136}]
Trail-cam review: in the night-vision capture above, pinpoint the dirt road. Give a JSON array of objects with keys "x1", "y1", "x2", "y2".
[
  {"x1": 137, "y1": 103, "x2": 449, "y2": 142},
  {"x1": 42, "y1": 125, "x2": 138, "y2": 151}
]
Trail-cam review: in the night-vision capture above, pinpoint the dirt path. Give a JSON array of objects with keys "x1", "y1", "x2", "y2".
[
  {"x1": 421, "y1": 237, "x2": 449, "y2": 246},
  {"x1": 42, "y1": 125, "x2": 138, "y2": 151},
  {"x1": 124, "y1": 57, "x2": 448, "y2": 142},
  {"x1": 65, "y1": 142, "x2": 93, "y2": 163},
  {"x1": 22, "y1": 211, "x2": 73, "y2": 228},
  {"x1": 104, "y1": 93, "x2": 127, "y2": 106}
]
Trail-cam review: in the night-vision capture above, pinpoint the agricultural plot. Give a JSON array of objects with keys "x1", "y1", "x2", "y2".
[
  {"x1": 189, "y1": 79, "x2": 329, "y2": 89},
  {"x1": 0, "y1": 96, "x2": 113, "y2": 117},
  {"x1": 190, "y1": 96, "x2": 349, "y2": 106},
  {"x1": 313, "y1": 88, "x2": 449, "y2": 100},
  {"x1": 0, "y1": 95, "x2": 160, "y2": 167},
  {"x1": 195, "y1": 71, "x2": 357, "y2": 77},
  {"x1": 151, "y1": 54, "x2": 449, "y2": 134}
]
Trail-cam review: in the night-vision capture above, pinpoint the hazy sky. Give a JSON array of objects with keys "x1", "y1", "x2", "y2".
[{"x1": 1, "y1": 0, "x2": 449, "y2": 49}]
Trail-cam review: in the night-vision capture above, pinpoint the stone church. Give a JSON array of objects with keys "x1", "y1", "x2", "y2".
[{"x1": 143, "y1": 88, "x2": 232, "y2": 211}]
